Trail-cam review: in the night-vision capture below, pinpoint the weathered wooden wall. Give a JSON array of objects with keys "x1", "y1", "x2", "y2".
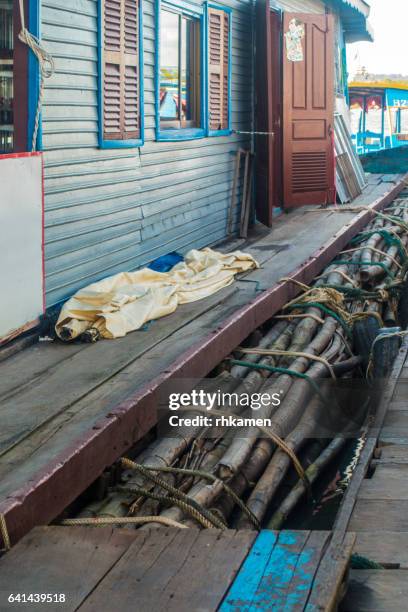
[{"x1": 40, "y1": 0, "x2": 253, "y2": 306}]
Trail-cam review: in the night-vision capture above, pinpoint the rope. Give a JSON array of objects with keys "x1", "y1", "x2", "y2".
[
  {"x1": 274, "y1": 313, "x2": 325, "y2": 325},
  {"x1": 18, "y1": 0, "x2": 55, "y2": 151},
  {"x1": 117, "y1": 485, "x2": 223, "y2": 529},
  {"x1": 236, "y1": 347, "x2": 336, "y2": 379},
  {"x1": 340, "y1": 246, "x2": 402, "y2": 270},
  {"x1": 61, "y1": 516, "x2": 188, "y2": 529},
  {"x1": 315, "y1": 269, "x2": 359, "y2": 287},
  {"x1": 118, "y1": 460, "x2": 226, "y2": 529},
  {"x1": 177, "y1": 407, "x2": 310, "y2": 493},
  {"x1": 228, "y1": 359, "x2": 327, "y2": 403},
  {"x1": 330, "y1": 260, "x2": 395, "y2": 280},
  {"x1": 283, "y1": 286, "x2": 348, "y2": 316},
  {"x1": 121, "y1": 460, "x2": 261, "y2": 530},
  {"x1": 279, "y1": 277, "x2": 311, "y2": 291},
  {"x1": 0, "y1": 514, "x2": 10, "y2": 551},
  {"x1": 286, "y1": 303, "x2": 352, "y2": 337},
  {"x1": 233, "y1": 130, "x2": 275, "y2": 136},
  {"x1": 349, "y1": 229, "x2": 408, "y2": 264},
  {"x1": 366, "y1": 330, "x2": 408, "y2": 378}
]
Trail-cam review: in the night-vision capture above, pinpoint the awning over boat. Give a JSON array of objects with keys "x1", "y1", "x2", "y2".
[{"x1": 331, "y1": 0, "x2": 373, "y2": 43}]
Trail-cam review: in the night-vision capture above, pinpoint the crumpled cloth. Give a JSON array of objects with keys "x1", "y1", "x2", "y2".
[{"x1": 55, "y1": 248, "x2": 259, "y2": 340}]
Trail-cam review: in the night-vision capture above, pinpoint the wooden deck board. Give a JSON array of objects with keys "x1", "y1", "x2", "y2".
[
  {"x1": 349, "y1": 499, "x2": 408, "y2": 532},
  {"x1": 342, "y1": 570, "x2": 408, "y2": 611},
  {"x1": 0, "y1": 526, "x2": 139, "y2": 611},
  {"x1": 221, "y1": 531, "x2": 354, "y2": 611},
  {"x1": 357, "y1": 465, "x2": 408, "y2": 499},
  {"x1": 79, "y1": 529, "x2": 256, "y2": 612},
  {"x1": 0, "y1": 287, "x2": 238, "y2": 458},
  {"x1": 354, "y1": 531, "x2": 408, "y2": 569}
]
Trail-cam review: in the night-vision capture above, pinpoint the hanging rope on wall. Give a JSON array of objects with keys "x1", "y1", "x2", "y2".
[{"x1": 18, "y1": 0, "x2": 55, "y2": 151}]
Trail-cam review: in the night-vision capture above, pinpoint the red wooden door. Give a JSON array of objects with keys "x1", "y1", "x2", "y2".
[
  {"x1": 255, "y1": 3, "x2": 282, "y2": 227},
  {"x1": 283, "y1": 13, "x2": 335, "y2": 208}
]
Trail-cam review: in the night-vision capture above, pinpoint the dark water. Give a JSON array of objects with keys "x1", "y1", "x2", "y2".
[{"x1": 284, "y1": 436, "x2": 365, "y2": 531}]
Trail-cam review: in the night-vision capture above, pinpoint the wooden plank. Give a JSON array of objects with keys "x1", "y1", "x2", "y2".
[
  {"x1": 0, "y1": 287, "x2": 238, "y2": 458},
  {"x1": 220, "y1": 530, "x2": 278, "y2": 610},
  {"x1": 391, "y1": 381, "x2": 408, "y2": 402},
  {"x1": 305, "y1": 533, "x2": 355, "y2": 612},
  {"x1": 349, "y1": 500, "x2": 408, "y2": 531},
  {"x1": 222, "y1": 531, "x2": 332, "y2": 611},
  {"x1": 377, "y1": 444, "x2": 408, "y2": 460},
  {"x1": 78, "y1": 529, "x2": 255, "y2": 612},
  {"x1": 354, "y1": 531, "x2": 408, "y2": 569},
  {"x1": 388, "y1": 400, "x2": 408, "y2": 411},
  {"x1": 0, "y1": 342, "x2": 85, "y2": 401},
  {"x1": 155, "y1": 530, "x2": 256, "y2": 611},
  {"x1": 342, "y1": 570, "x2": 408, "y2": 611},
  {"x1": 358, "y1": 465, "x2": 408, "y2": 500},
  {"x1": 284, "y1": 531, "x2": 331, "y2": 611},
  {"x1": 78, "y1": 528, "x2": 186, "y2": 611},
  {"x1": 0, "y1": 526, "x2": 139, "y2": 611},
  {"x1": 250, "y1": 531, "x2": 310, "y2": 608}
]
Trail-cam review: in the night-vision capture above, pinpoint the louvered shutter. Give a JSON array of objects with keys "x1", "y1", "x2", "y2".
[
  {"x1": 102, "y1": 0, "x2": 140, "y2": 141},
  {"x1": 208, "y1": 7, "x2": 230, "y2": 132}
]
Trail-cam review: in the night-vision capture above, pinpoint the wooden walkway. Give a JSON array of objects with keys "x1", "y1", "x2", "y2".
[
  {"x1": 339, "y1": 339, "x2": 408, "y2": 610},
  {"x1": 0, "y1": 174, "x2": 405, "y2": 545},
  {"x1": 0, "y1": 527, "x2": 355, "y2": 611}
]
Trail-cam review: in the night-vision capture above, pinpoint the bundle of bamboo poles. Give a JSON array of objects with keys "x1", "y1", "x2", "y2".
[{"x1": 67, "y1": 196, "x2": 408, "y2": 532}]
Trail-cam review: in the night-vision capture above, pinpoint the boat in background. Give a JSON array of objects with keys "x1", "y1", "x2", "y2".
[{"x1": 349, "y1": 81, "x2": 408, "y2": 154}]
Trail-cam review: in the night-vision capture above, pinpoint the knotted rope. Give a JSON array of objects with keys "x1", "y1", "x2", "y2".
[
  {"x1": 0, "y1": 513, "x2": 10, "y2": 551},
  {"x1": 18, "y1": 0, "x2": 55, "y2": 151}
]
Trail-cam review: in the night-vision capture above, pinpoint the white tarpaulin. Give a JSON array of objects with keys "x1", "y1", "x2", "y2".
[{"x1": 56, "y1": 248, "x2": 259, "y2": 340}]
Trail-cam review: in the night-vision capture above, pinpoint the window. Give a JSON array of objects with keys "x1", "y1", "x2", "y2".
[
  {"x1": 160, "y1": 10, "x2": 200, "y2": 128},
  {"x1": 0, "y1": 0, "x2": 35, "y2": 153},
  {"x1": 157, "y1": 0, "x2": 204, "y2": 141},
  {"x1": 99, "y1": 0, "x2": 144, "y2": 148},
  {"x1": 207, "y1": 5, "x2": 231, "y2": 135},
  {"x1": 395, "y1": 107, "x2": 408, "y2": 140}
]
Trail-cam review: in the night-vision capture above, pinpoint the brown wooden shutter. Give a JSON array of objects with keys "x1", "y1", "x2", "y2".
[
  {"x1": 282, "y1": 13, "x2": 335, "y2": 208},
  {"x1": 208, "y1": 7, "x2": 230, "y2": 131},
  {"x1": 102, "y1": 0, "x2": 140, "y2": 141}
]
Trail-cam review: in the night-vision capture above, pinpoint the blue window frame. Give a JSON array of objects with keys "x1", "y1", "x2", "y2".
[
  {"x1": 27, "y1": 0, "x2": 42, "y2": 150},
  {"x1": 155, "y1": 0, "x2": 206, "y2": 141},
  {"x1": 97, "y1": 0, "x2": 144, "y2": 149},
  {"x1": 206, "y1": 3, "x2": 232, "y2": 137}
]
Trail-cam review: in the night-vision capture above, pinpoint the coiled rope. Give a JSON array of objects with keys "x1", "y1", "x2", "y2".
[{"x1": 18, "y1": 0, "x2": 55, "y2": 151}]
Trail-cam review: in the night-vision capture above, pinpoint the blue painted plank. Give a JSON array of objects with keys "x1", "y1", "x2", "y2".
[
  {"x1": 283, "y1": 531, "x2": 330, "y2": 612},
  {"x1": 250, "y1": 531, "x2": 309, "y2": 610},
  {"x1": 219, "y1": 530, "x2": 278, "y2": 612}
]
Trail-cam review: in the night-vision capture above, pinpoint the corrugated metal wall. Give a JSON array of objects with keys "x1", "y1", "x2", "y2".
[{"x1": 41, "y1": 0, "x2": 253, "y2": 306}]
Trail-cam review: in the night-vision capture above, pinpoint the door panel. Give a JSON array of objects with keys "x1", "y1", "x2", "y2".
[
  {"x1": 283, "y1": 13, "x2": 335, "y2": 208},
  {"x1": 255, "y1": 3, "x2": 282, "y2": 227}
]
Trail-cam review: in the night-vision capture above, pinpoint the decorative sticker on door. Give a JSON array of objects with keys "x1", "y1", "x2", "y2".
[{"x1": 285, "y1": 18, "x2": 305, "y2": 62}]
